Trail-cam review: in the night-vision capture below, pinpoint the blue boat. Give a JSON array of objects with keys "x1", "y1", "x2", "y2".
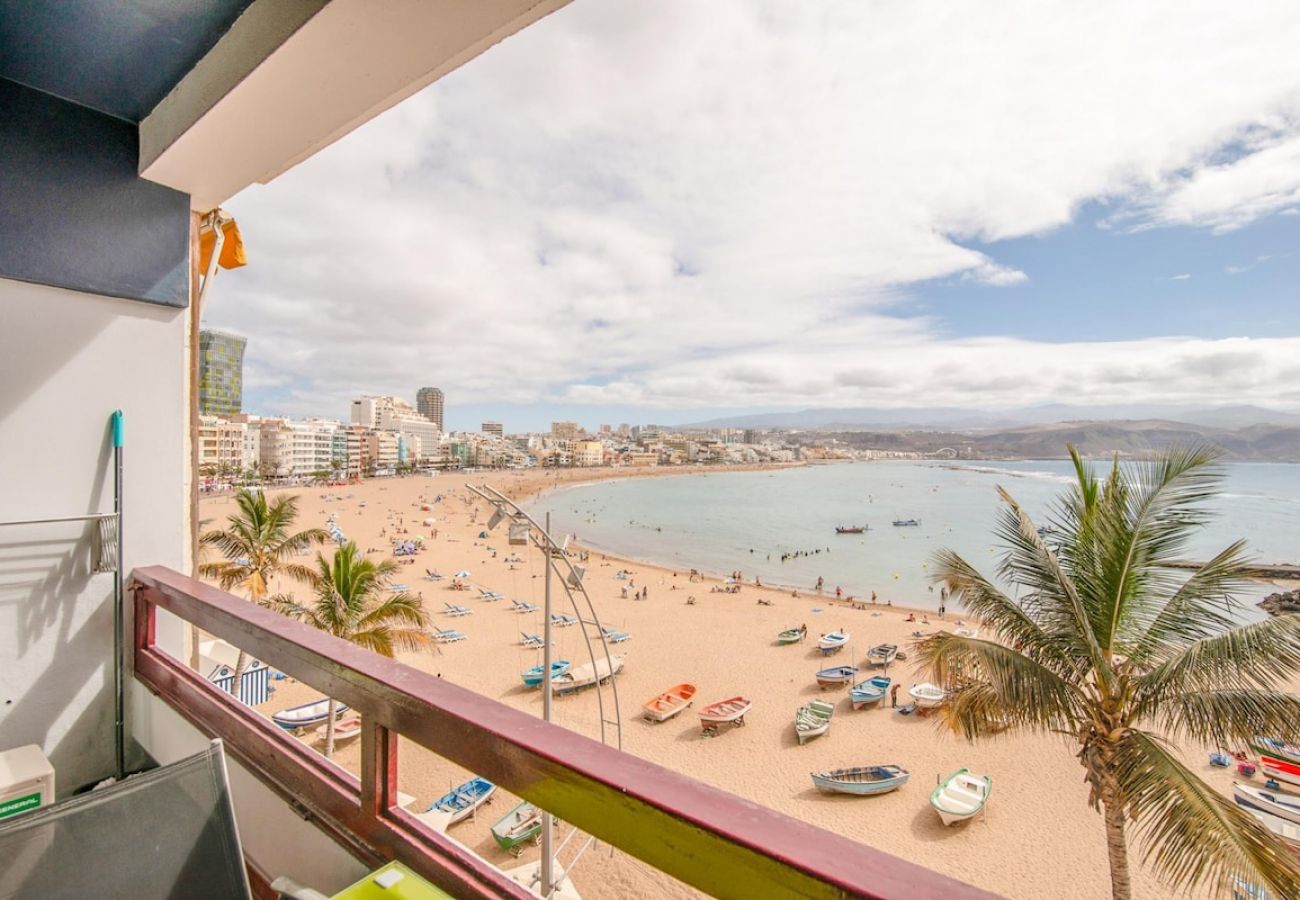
[
  {"x1": 430, "y1": 777, "x2": 496, "y2": 825},
  {"x1": 850, "y1": 676, "x2": 891, "y2": 710},
  {"x1": 810, "y1": 764, "x2": 910, "y2": 796},
  {"x1": 521, "y1": 660, "x2": 571, "y2": 688},
  {"x1": 270, "y1": 698, "x2": 350, "y2": 731},
  {"x1": 815, "y1": 665, "x2": 858, "y2": 688}
]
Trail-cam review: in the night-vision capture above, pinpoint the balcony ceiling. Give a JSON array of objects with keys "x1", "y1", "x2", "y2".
[{"x1": 0, "y1": 0, "x2": 255, "y2": 122}]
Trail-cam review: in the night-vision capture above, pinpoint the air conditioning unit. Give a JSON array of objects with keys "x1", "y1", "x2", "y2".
[{"x1": 0, "y1": 745, "x2": 55, "y2": 822}]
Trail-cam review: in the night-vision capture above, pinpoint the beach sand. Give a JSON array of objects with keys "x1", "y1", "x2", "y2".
[{"x1": 200, "y1": 467, "x2": 1294, "y2": 899}]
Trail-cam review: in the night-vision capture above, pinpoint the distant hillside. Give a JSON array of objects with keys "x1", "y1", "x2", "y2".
[
  {"x1": 817, "y1": 420, "x2": 1300, "y2": 462},
  {"x1": 684, "y1": 404, "x2": 1300, "y2": 432}
]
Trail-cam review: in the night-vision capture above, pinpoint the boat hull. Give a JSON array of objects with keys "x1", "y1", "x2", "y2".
[
  {"x1": 930, "y1": 768, "x2": 991, "y2": 826},
  {"x1": 795, "y1": 700, "x2": 835, "y2": 744},
  {"x1": 1253, "y1": 736, "x2": 1300, "y2": 767},
  {"x1": 1260, "y1": 754, "x2": 1300, "y2": 788},
  {"x1": 643, "y1": 683, "x2": 697, "y2": 722},
  {"x1": 777, "y1": 628, "x2": 806, "y2": 645},
  {"x1": 811, "y1": 765, "x2": 910, "y2": 796},
  {"x1": 521, "y1": 660, "x2": 571, "y2": 688},
  {"x1": 432, "y1": 777, "x2": 496, "y2": 825},
  {"x1": 699, "y1": 697, "x2": 752, "y2": 733},
  {"x1": 491, "y1": 801, "x2": 543, "y2": 855},
  {"x1": 1233, "y1": 783, "x2": 1300, "y2": 827},
  {"x1": 272, "y1": 700, "x2": 350, "y2": 730},
  {"x1": 815, "y1": 666, "x2": 858, "y2": 688},
  {"x1": 909, "y1": 683, "x2": 946, "y2": 709},
  {"x1": 851, "y1": 677, "x2": 891, "y2": 709}
]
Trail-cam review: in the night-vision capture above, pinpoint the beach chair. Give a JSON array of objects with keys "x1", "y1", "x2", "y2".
[
  {"x1": 520, "y1": 632, "x2": 545, "y2": 648},
  {"x1": 478, "y1": 589, "x2": 504, "y2": 601},
  {"x1": 515, "y1": 601, "x2": 540, "y2": 613},
  {"x1": 444, "y1": 602, "x2": 473, "y2": 617},
  {"x1": 389, "y1": 583, "x2": 409, "y2": 592},
  {"x1": 550, "y1": 613, "x2": 578, "y2": 628},
  {"x1": 425, "y1": 570, "x2": 443, "y2": 580},
  {"x1": 433, "y1": 627, "x2": 466, "y2": 643},
  {"x1": 601, "y1": 626, "x2": 631, "y2": 643}
]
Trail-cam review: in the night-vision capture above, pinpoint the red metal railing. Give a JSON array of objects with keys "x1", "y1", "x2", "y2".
[{"x1": 132, "y1": 566, "x2": 1000, "y2": 900}]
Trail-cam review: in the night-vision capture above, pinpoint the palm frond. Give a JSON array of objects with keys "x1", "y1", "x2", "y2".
[
  {"x1": 916, "y1": 633, "x2": 1081, "y2": 739},
  {"x1": 1115, "y1": 729, "x2": 1300, "y2": 897},
  {"x1": 1135, "y1": 615, "x2": 1300, "y2": 700},
  {"x1": 1140, "y1": 689, "x2": 1300, "y2": 748},
  {"x1": 356, "y1": 593, "x2": 431, "y2": 631},
  {"x1": 1127, "y1": 541, "x2": 1252, "y2": 664}
]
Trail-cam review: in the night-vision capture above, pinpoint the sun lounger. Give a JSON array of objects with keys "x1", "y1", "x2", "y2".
[
  {"x1": 514, "y1": 600, "x2": 540, "y2": 613},
  {"x1": 601, "y1": 626, "x2": 631, "y2": 643},
  {"x1": 443, "y1": 603, "x2": 472, "y2": 617},
  {"x1": 550, "y1": 613, "x2": 578, "y2": 627},
  {"x1": 425, "y1": 570, "x2": 443, "y2": 580},
  {"x1": 432, "y1": 627, "x2": 465, "y2": 643},
  {"x1": 520, "y1": 632, "x2": 546, "y2": 648},
  {"x1": 478, "y1": 589, "x2": 504, "y2": 601}
]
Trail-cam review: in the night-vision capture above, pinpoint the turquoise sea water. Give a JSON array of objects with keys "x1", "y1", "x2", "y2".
[{"x1": 525, "y1": 460, "x2": 1300, "y2": 614}]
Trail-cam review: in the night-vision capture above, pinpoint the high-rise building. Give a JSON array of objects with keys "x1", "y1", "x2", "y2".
[
  {"x1": 416, "y1": 387, "x2": 445, "y2": 430},
  {"x1": 482, "y1": 421, "x2": 503, "y2": 438},
  {"x1": 198, "y1": 329, "x2": 246, "y2": 416},
  {"x1": 551, "y1": 421, "x2": 579, "y2": 441}
]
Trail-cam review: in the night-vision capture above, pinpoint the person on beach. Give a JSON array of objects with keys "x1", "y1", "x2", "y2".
[
  {"x1": 891, "y1": 684, "x2": 900, "y2": 708},
  {"x1": 835, "y1": 586, "x2": 842, "y2": 600},
  {"x1": 816, "y1": 576, "x2": 824, "y2": 592},
  {"x1": 871, "y1": 590, "x2": 877, "y2": 605}
]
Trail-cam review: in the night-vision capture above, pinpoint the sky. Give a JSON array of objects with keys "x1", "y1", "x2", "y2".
[{"x1": 208, "y1": 0, "x2": 1300, "y2": 433}]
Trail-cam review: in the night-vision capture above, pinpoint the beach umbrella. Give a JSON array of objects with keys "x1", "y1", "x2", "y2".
[
  {"x1": 455, "y1": 570, "x2": 471, "y2": 578},
  {"x1": 423, "y1": 517, "x2": 436, "y2": 526}
]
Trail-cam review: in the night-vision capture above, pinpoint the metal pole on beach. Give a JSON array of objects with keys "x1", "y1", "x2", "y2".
[{"x1": 541, "y1": 511, "x2": 554, "y2": 897}]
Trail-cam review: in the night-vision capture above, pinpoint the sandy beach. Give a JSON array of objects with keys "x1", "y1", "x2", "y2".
[{"x1": 199, "y1": 466, "x2": 1298, "y2": 899}]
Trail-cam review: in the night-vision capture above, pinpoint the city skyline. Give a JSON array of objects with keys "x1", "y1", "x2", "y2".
[{"x1": 206, "y1": 1, "x2": 1300, "y2": 426}]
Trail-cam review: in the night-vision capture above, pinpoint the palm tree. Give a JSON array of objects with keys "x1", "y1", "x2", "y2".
[
  {"x1": 273, "y1": 542, "x2": 431, "y2": 756},
  {"x1": 919, "y1": 446, "x2": 1300, "y2": 899},
  {"x1": 200, "y1": 489, "x2": 328, "y2": 699}
]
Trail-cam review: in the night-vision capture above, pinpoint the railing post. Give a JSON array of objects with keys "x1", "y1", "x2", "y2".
[
  {"x1": 132, "y1": 579, "x2": 155, "y2": 653},
  {"x1": 360, "y1": 719, "x2": 397, "y2": 817}
]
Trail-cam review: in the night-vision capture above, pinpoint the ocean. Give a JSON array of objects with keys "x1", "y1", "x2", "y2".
[{"x1": 524, "y1": 460, "x2": 1300, "y2": 614}]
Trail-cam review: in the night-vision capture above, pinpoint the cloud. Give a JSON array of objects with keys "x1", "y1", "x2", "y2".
[
  {"x1": 209, "y1": 0, "x2": 1300, "y2": 420},
  {"x1": 1171, "y1": 273, "x2": 1191, "y2": 280}
]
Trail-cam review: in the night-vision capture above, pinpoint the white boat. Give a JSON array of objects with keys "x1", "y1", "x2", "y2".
[
  {"x1": 908, "y1": 683, "x2": 946, "y2": 709},
  {"x1": 271, "y1": 698, "x2": 349, "y2": 730},
  {"x1": 1233, "y1": 782, "x2": 1300, "y2": 827},
  {"x1": 930, "y1": 768, "x2": 991, "y2": 826},
  {"x1": 698, "y1": 696, "x2": 752, "y2": 734},
  {"x1": 818, "y1": 631, "x2": 849, "y2": 654},
  {"x1": 551, "y1": 655, "x2": 624, "y2": 694},
  {"x1": 794, "y1": 699, "x2": 836, "y2": 745},
  {"x1": 1243, "y1": 807, "x2": 1300, "y2": 851},
  {"x1": 866, "y1": 644, "x2": 897, "y2": 667},
  {"x1": 953, "y1": 627, "x2": 979, "y2": 639}
]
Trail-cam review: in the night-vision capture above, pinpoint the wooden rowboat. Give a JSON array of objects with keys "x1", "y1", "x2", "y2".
[
  {"x1": 491, "y1": 801, "x2": 543, "y2": 855},
  {"x1": 818, "y1": 631, "x2": 849, "y2": 655},
  {"x1": 430, "y1": 776, "x2": 496, "y2": 825},
  {"x1": 866, "y1": 644, "x2": 897, "y2": 667},
  {"x1": 272, "y1": 698, "x2": 350, "y2": 730},
  {"x1": 795, "y1": 699, "x2": 835, "y2": 745},
  {"x1": 521, "y1": 660, "x2": 570, "y2": 688},
  {"x1": 909, "y1": 682, "x2": 946, "y2": 709},
  {"x1": 1242, "y1": 807, "x2": 1300, "y2": 851},
  {"x1": 810, "y1": 765, "x2": 910, "y2": 796},
  {"x1": 815, "y1": 665, "x2": 858, "y2": 688},
  {"x1": 850, "y1": 676, "x2": 891, "y2": 709},
  {"x1": 777, "y1": 625, "x2": 807, "y2": 645},
  {"x1": 642, "y1": 683, "x2": 697, "y2": 723},
  {"x1": 930, "y1": 768, "x2": 991, "y2": 826},
  {"x1": 551, "y1": 655, "x2": 624, "y2": 695},
  {"x1": 315, "y1": 715, "x2": 362, "y2": 743},
  {"x1": 699, "y1": 696, "x2": 752, "y2": 734}
]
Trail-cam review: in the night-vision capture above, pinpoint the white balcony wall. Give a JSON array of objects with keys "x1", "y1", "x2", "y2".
[{"x1": 0, "y1": 278, "x2": 188, "y2": 794}]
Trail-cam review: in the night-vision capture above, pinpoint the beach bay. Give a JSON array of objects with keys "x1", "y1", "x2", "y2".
[{"x1": 199, "y1": 462, "x2": 1300, "y2": 898}]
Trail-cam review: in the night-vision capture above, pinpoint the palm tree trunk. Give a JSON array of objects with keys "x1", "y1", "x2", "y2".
[
  {"x1": 324, "y1": 698, "x2": 337, "y2": 757},
  {"x1": 230, "y1": 650, "x2": 248, "y2": 703},
  {"x1": 1100, "y1": 775, "x2": 1133, "y2": 900}
]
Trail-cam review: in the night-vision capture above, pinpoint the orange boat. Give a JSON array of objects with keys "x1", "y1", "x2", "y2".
[
  {"x1": 642, "y1": 683, "x2": 697, "y2": 723},
  {"x1": 698, "y1": 696, "x2": 752, "y2": 734}
]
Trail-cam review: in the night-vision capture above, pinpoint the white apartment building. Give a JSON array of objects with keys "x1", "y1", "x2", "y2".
[
  {"x1": 290, "y1": 418, "x2": 341, "y2": 477},
  {"x1": 377, "y1": 408, "x2": 440, "y2": 462},
  {"x1": 197, "y1": 417, "x2": 259, "y2": 475},
  {"x1": 366, "y1": 431, "x2": 399, "y2": 472}
]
